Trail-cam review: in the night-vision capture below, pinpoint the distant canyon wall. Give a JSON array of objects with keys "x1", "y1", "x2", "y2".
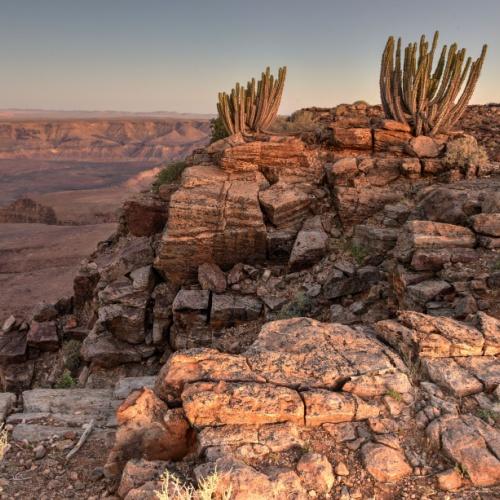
[{"x1": 0, "y1": 119, "x2": 211, "y2": 161}]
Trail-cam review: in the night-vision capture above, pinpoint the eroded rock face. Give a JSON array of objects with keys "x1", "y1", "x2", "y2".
[{"x1": 155, "y1": 165, "x2": 267, "y2": 284}]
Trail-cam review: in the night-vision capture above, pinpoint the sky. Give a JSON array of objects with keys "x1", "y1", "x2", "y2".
[{"x1": 0, "y1": 0, "x2": 498, "y2": 114}]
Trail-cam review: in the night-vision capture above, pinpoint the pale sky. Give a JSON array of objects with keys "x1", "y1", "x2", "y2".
[{"x1": 0, "y1": 0, "x2": 498, "y2": 114}]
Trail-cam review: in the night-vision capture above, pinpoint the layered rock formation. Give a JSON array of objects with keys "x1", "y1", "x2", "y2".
[
  {"x1": 1, "y1": 102, "x2": 499, "y2": 498},
  {"x1": 0, "y1": 197, "x2": 57, "y2": 224}
]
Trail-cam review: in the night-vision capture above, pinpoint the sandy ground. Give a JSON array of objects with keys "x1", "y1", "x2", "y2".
[{"x1": 0, "y1": 222, "x2": 115, "y2": 321}]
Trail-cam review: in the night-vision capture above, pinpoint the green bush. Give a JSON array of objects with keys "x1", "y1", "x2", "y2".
[
  {"x1": 152, "y1": 161, "x2": 188, "y2": 192},
  {"x1": 210, "y1": 116, "x2": 229, "y2": 143},
  {"x1": 276, "y1": 292, "x2": 312, "y2": 320},
  {"x1": 55, "y1": 369, "x2": 76, "y2": 389}
]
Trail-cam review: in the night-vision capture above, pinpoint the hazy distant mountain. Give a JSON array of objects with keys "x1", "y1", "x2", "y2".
[{"x1": 0, "y1": 109, "x2": 215, "y2": 120}]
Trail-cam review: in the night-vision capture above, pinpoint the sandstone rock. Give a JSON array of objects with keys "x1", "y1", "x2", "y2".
[
  {"x1": 352, "y1": 225, "x2": 398, "y2": 265},
  {"x1": 1, "y1": 315, "x2": 17, "y2": 333},
  {"x1": 118, "y1": 459, "x2": 167, "y2": 499},
  {"x1": 422, "y1": 357, "x2": 483, "y2": 397},
  {"x1": 120, "y1": 194, "x2": 168, "y2": 237},
  {"x1": 380, "y1": 119, "x2": 411, "y2": 132},
  {"x1": 105, "y1": 389, "x2": 193, "y2": 478},
  {"x1": 155, "y1": 165, "x2": 267, "y2": 284},
  {"x1": 406, "y1": 279, "x2": 453, "y2": 306},
  {"x1": 210, "y1": 294, "x2": 262, "y2": 330},
  {"x1": 437, "y1": 468, "x2": 463, "y2": 491},
  {"x1": 0, "y1": 330, "x2": 27, "y2": 364},
  {"x1": 181, "y1": 381, "x2": 304, "y2": 427},
  {"x1": 97, "y1": 304, "x2": 146, "y2": 344},
  {"x1": 323, "y1": 266, "x2": 381, "y2": 299},
  {"x1": 0, "y1": 360, "x2": 34, "y2": 392},
  {"x1": 218, "y1": 136, "x2": 323, "y2": 184},
  {"x1": 374, "y1": 129, "x2": 412, "y2": 153},
  {"x1": 428, "y1": 415, "x2": 500, "y2": 487},
  {"x1": 334, "y1": 185, "x2": 401, "y2": 225},
  {"x1": 399, "y1": 158, "x2": 422, "y2": 178},
  {"x1": 170, "y1": 289, "x2": 210, "y2": 349},
  {"x1": 332, "y1": 126, "x2": 372, "y2": 150},
  {"x1": 410, "y1": 247, "x2": 476, "y2": 271},
  {"x1": 477, "y1": 312, "x2": 500, "y2": 355},
  {"x1": 198, "y1": 262, "x2": 226, "y2": 293},
  {"x1": 342, "y1": 371, "x2": 411, "y2": 398},
  {"x1": 407, "y1": 135, "x2": 441, "y2": 158},
  {"x1": 471, "y1": 213, "x2": 500, "y2": 237},
  {"x1": 81, "y1": 333, "x2": 142, "y2": 368},
  {"x1": 296, "y1": 453, "x2": 334, "y2": 494},
  {"x1": 361, "y1": 442, "x2": 412, "y2": 482},
  {"x1": 113, "y1": 376, "x2": 156, "y2": 399},
  {"x1": 394, "y1": 220, "x2": 476, "y2": 263},
  {"x1": 288, "y1": 228, "x2": 328, "y2": 271},
  {"x1": 155, "y1": 348, "x2": 264, "y2": 402},
  {"x1": 259, "y1": 182, "x2": 311, "y2": 229},
  {"x1": 302, "y1": 390, "x2": 379, "y2": 426},
  {"x1": 27, "y1": 321, "x2": 59, "y2": 351}
]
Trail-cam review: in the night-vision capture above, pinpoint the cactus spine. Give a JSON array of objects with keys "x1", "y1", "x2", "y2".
[
  {"x1": 217, "y1": 66, "x2": 287, "y2": 135},
  {"x1": 380, "y1": 31, "x2": 487, "y2": 136}
]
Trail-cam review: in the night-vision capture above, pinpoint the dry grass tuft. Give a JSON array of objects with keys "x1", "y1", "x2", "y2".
[{"x1": 0, "y1": 424, "x2": 9, "y2": 461}]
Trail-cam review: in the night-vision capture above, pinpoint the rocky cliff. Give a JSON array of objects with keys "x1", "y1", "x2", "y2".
[
  {"x1": 0, "y1": 118, "x2": 210, "y2": 161},
  {"x1": 0, "y1": 103, "x2": 499, "y2": 499}
]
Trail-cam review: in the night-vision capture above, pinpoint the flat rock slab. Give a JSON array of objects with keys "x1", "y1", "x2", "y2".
[
  {"x1": 22, "y1": 388, "x2": 115, "y2": 415},
  {"x1": 12, "y1": 423, "x2": 113, "y2": 443}
]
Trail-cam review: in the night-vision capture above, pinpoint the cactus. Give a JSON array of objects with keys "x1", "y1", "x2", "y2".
[
  {"x1": 380, "y1": 31, "x2": 487, "y2": 136},
  {"x1": 217, "y1": 66, "x2": 287, "y2": 135}
]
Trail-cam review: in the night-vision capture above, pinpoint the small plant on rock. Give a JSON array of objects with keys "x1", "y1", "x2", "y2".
[
  {"x1": 276, "y1": 292, "x2": 312, "y2": 320},
  {"x1": 62, "y1": 339, "x2": 82, "y2": 373},
  {"x1": 55, "y1": 369, "x2": 76, "y2": 389},
  {"x1": 209, "y1": 116, "x2": 230, "y2": 143},
  {"x1": 349, "y1": 243, "x2": 368, "y2": 265},
  {"x1": 152, "y1": 161, "x2": 188, "y2": 192},
  {"x1": 443, "y1": 135, "x2": 488, "y2": 170},
  {"x1": 385, "y1": 388, "x2": 403, "y2": 402}
]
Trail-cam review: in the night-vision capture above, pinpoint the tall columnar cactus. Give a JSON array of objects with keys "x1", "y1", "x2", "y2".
[
  {"x1": 217, "y1": 66, "x2": 287, "y2": 135},
  {"x1": 380, "y1": 31, "x2": 487, "y2": 136}
]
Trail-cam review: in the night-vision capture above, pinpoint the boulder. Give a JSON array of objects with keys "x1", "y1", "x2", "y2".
[
  {"x1": 259, "y1": 183, "x2": 311, "y2": 229},
  {"x1": 407, "y1": 135, "x2": 441, "y2": 158},
  {"x1": 198, "y1": 262, "x2": 227, "y2": 293},
  {"x1": 97, "y1": 304, "x2": 146, "y2": 345},
  {"x1": 471, "y1": 213, "x2": 500, "y2": 237},
  {"x1": 288, "y1": 227, "x2": 328, "y2": 271},
  {"x1": 27, "y1": 321, "x2": 59, "y2": 351},
  {"x1": 210, "y1": 294, "x2": 262, "y2": 330},
  {"x1": 296, "y1": 453, "x2": 334, "y2": 495},
  {"x1": 394, "y1": 220, "x2": 476, "y2": 263},
  {"x1": 105, "y1": 389, "x2": 193, "y2": 479},
  {"x1": 361, "y1": 442, "x2": 412, "y2": 482},
  {"x1": 0, "y1": 330, "x2": 27, "y2": 364},
  {"x1": 81, "y1": 333, "x2": 142, "y2": 368},
  {"x1": 374, "y1": 129, "x2": 412, "y2": 153}
]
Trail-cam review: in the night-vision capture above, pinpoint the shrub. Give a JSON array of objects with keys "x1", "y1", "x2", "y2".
[
  {"x1": 55, "y1": 369, "x2": 77, "y2": 389},
  {"x1": 62, "y1": 339, "x2": 81, "y2": 373},
  {"x1": 269, "y1": 110, "x2": 318, "y2": 134},
  {"x1": 0, "y1": 424, "x2": 8, "y2": 461},
  {"x1": 210, "y1": 117, "x2": 229, "y2": 143},
  {"x1": 443, "y1": 135, "x2": 488, "y2": 170},
  {"x1": 152, "y1": 161, "x2": 188, "y2": 192},
  {"x1": 276, "y1": 292, "x2": 312, "y2": 320}
]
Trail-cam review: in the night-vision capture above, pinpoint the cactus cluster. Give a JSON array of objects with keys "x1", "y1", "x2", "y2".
[
  {"x1": 380, "y1": 31, "x2": 487, "y2": 136},
  {"x1": 217, "y1": 66, "x2": 287, "y2": 135}
]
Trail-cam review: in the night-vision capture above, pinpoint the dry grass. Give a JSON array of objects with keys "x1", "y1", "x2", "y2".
[
  {"x1": 269, "y1": 110, "x2": 318, "y2": 134},
  {"x1": 444, "y1": 135, "x2": 488, "y2": 169},
  {"x1": 155, "y1": 469, "x2": 232, "y2": 500},
  {"x1": 0, "y1": 424, "x2": 9, "y2": 461}
]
